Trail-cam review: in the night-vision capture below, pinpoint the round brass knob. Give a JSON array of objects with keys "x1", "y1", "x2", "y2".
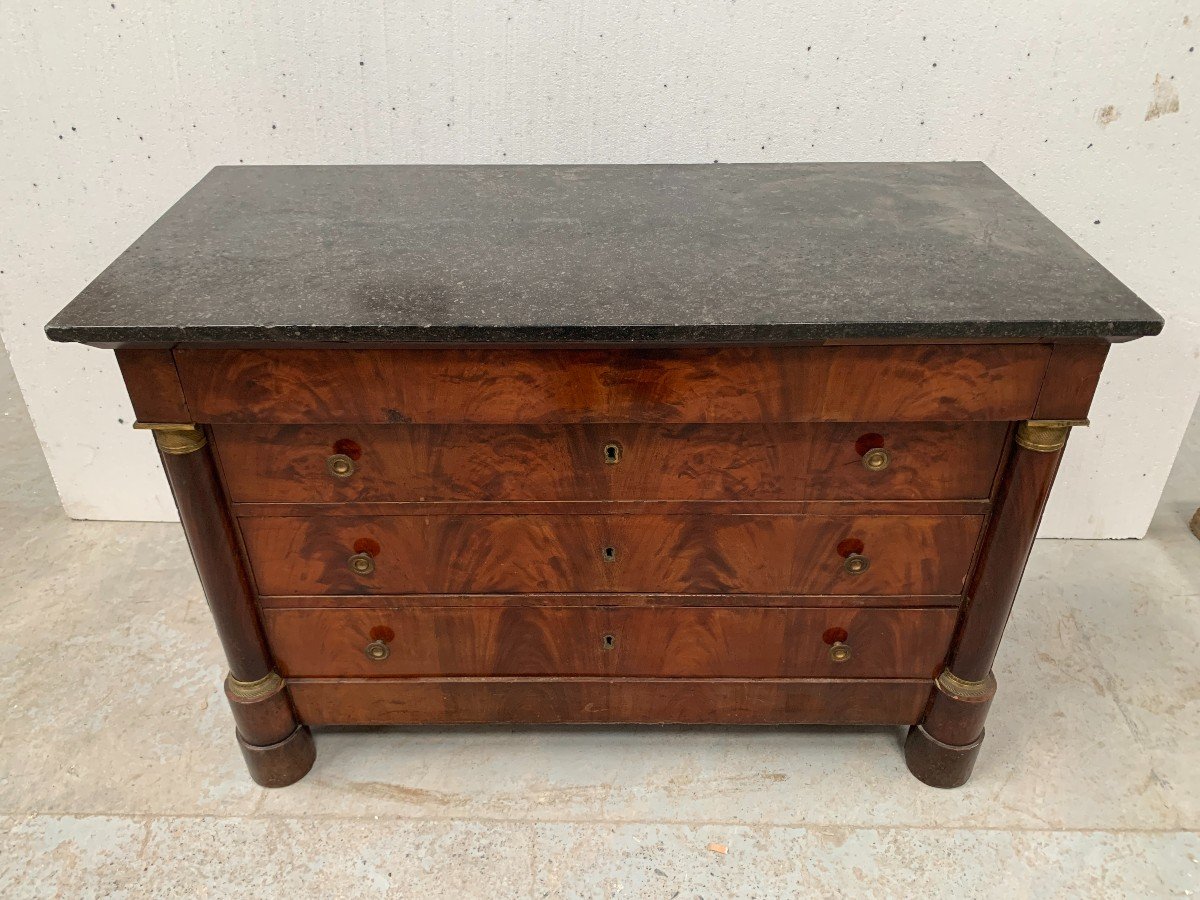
[
  {"x1": 327, "y1": 453, "x2": 356, "y2": 478},
  {"x1": 829, "y1": 641, "x2": 852, "y2": 663},
  {"x1": 861, "y1": 447, "x2": 890, "y2": 471},
  {"x1": 348, "y1": 551, "x2": 375, "y2": 575},
  {"x1": 364, "y1": 639, "x2": 390, "y2": 661},
  {"x1": 843, "y1": 552, "x2": 870, "y2": 575}
]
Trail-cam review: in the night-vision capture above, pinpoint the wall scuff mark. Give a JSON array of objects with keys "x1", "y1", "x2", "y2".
[{"x1": 1145, "y1": 74, "x2": 1180, "y2": 121}]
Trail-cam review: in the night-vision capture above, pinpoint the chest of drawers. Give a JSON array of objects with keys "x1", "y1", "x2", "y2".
[{"x1": 47, "y1": 163, "x2": 1161, "y2": 789}]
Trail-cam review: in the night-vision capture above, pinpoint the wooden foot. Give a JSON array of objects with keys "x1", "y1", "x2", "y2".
[
  {"x1": 905, "y1": 723, "x2": 984, "y2": 788},
  {"x1": 237, "y1": 725, "x2": 316, "y2": 788},
  {"x1": 224, "y1": 672, "x2": 314, "y2": 787},
  {"x1": 906, "y1": 668, "x2": 997, "y2": 787}
]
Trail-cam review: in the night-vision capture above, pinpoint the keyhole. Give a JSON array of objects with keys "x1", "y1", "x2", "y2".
[
  {"x1": 603, "y1": 442, "x2": 622, "y2": 465},
  {"x1": 601, "y1": 634, "x2": 616, "y2": 651},
  {"x1": 602, "y1": 546, "x2": 617, "y2": 562}
]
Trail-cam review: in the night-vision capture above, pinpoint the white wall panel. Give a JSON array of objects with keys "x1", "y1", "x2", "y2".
[{"x1": 1, "y1": 1, "x2": 1195, "y2": 534}]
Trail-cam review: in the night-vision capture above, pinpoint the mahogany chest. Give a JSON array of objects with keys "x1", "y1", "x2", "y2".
[{"x1": 46, "y1": 163, "x2": 1162, "y2": 788}]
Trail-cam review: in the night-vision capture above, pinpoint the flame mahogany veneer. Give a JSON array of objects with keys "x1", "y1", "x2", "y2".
[
  {"x1": 106, "y1": 339, "x2": 1118, "y2": 789},
  {"x1": 212, "y1": 422, "x2": 1009, "y2": 503},
  {"x1": 262, "y1": 606, "x2": 959, "y2": 680}
]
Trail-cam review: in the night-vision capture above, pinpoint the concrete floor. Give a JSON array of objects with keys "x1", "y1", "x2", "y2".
[{"x1": 1, "y1": 343, "x2": 1198, "y2": 899}]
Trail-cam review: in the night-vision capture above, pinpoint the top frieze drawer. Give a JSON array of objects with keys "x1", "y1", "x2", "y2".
[{"x1": 173, "y1": 345, "x2": 1051, "y2": 425}]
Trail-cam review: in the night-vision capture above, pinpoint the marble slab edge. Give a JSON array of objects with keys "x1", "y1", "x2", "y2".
[{"x1": 44, "y1": 318, "x2": 1165, "y2": 348}]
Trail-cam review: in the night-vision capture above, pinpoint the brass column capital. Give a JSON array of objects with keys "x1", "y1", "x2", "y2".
[
  {"x1": 1015, "y1": 419, "x2": 1088, "y2": 453},
  {"x1": 133, "y1": 422, "x2": 207, "y2": 455}
]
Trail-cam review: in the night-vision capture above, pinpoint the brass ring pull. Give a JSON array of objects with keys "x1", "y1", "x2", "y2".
[
  {"x1": 327, "y1": 453, "x2": 356, "y2": 478},
  {"x1": 829, "y1": 641, "x2": 852, "y2": 663},
  {"x1": 843, "y1": 552, "x2": 870, "y2": 575},
  {"x1": 861, "y1": 447, "x2": 890, "y2": 471},
  {"x1": 348, "y1": 551, "x2": 375, "y2": 575},
  {"x1": 364, "y1": 639, "x2": 390, "y2": 661}
]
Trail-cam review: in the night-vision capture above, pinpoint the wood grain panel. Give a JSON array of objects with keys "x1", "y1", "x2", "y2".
[
  {"x1": 1032, "y1": 342, "x2": 1110, "y2": 419},
  {"x1": 213, "y1": 421, "x2": 1008, "y2": 503},
  {"x1": 231, "y1": 499, "x2": 991, "y2": 517},
  {"x1": 116, "y1": 349, "x2": 191, "y2": 422},
  {"x1": 256, "y1": 592, "x2": 962, "y2": 610},
  {"x1": 239, "y1": 513, "x2": 983, "y2": 596},
  {"x1": 263, "y1": 605, "x2": 957, "y2": 679},
  {"x1": 288, "y1": 677, "x2": 932, "y2": 725},
  {"x1": 177, "y1": 345, "x2": 1050, "y2": 424}
]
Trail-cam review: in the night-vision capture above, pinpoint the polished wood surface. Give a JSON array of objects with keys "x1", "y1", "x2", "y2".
[
  {"x1": 110, "y1": 337, "x2": 1119, "y2": 788},
  {"x1": 943, "y1": 344, "x2": 1111, "y2": 678},
  {"x1": 256, "y1": 591, "x2": 962, "y2": 610},
  {"x1": 213, "y1": 421, "x2": 1008, "y2": 503},
  {"x1": 1032, "y1": 342, "x2": 1110, "y2": 418},
  {"x1": 949, "y1": 444, "x2": 1067, "y2": 681},
  {"x1": 231, "y1": 499, "x2": 992, "y2": 517},
  {"x1": 943, "y1": 347, "x2": 1110, "y2": 682},
  {"x1": 176, "y1": 344, "x2": 1050, "y2": 424},
  {"x1": 262, "y1": 605, "x2": 957, "y2": 679},
  {"x1": 288, "y1": 676, "x2": 933, "y2": 725},
  {"x1": 116, "y1": 349, "x2": 191, "y2": 423},
  {"x1": 239, "y1": 512, "x2": 984, "y2": 596},
  {"x1": 156, "y1": 430, "x2": 273, "y2": 681},
  {"x1": 905, "y1": 344, "x2": 1110, "y2": 787},
  {"x1": 237, "y1": 726, "x2": 316, "y2": 789}
]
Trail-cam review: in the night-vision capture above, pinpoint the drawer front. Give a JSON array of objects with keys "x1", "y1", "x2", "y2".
[
  {"x1": 240, "y1": 513, "x2": 983, "y2": 596},
  {"x1": 263, "y1": 605, "x2": 957, "y2": 679},
  {"x1": 214, "y1": 421, "x2": 1008, "y2": 503},
  {"x1": 288, "y1": 677, "x2": 934, "y2": 726},
  {"x1": 177, "y1": 345, "x2": 1049, "y2": 424}
]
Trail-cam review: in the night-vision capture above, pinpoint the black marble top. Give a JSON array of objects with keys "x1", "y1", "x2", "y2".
[{"x1": 46, "y1": 163, "x2": 1162, "y2": 346}]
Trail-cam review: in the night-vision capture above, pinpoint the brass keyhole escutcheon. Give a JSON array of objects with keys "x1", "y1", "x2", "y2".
[
  {"x1": 348, "y1": 551, "x2": 375, "y2": 575},
  {"x1": 365, "y1": 639, "x2": 390, "y2": 661},
  {"x1": 327, "y1": 453, "x2": 356, "y2": 478},
  {"x1": 843, "y1": 552, "x2": 870, "y2": 575},
  {"x1": 602, "y1": 546, "x2": 617, "y2": 562},
  {"x1": 861, "y1": 447, "x2": 890, "y2": 472},
  {"x1": 601, "y1": 634, "x2": 616, "y2": 651},
  {"x1": 603, "y1": 442, "x2": 622, "y2": 465},
  {"x1": 829, "y1": 641, "x2": 851, "y2": 663}
]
